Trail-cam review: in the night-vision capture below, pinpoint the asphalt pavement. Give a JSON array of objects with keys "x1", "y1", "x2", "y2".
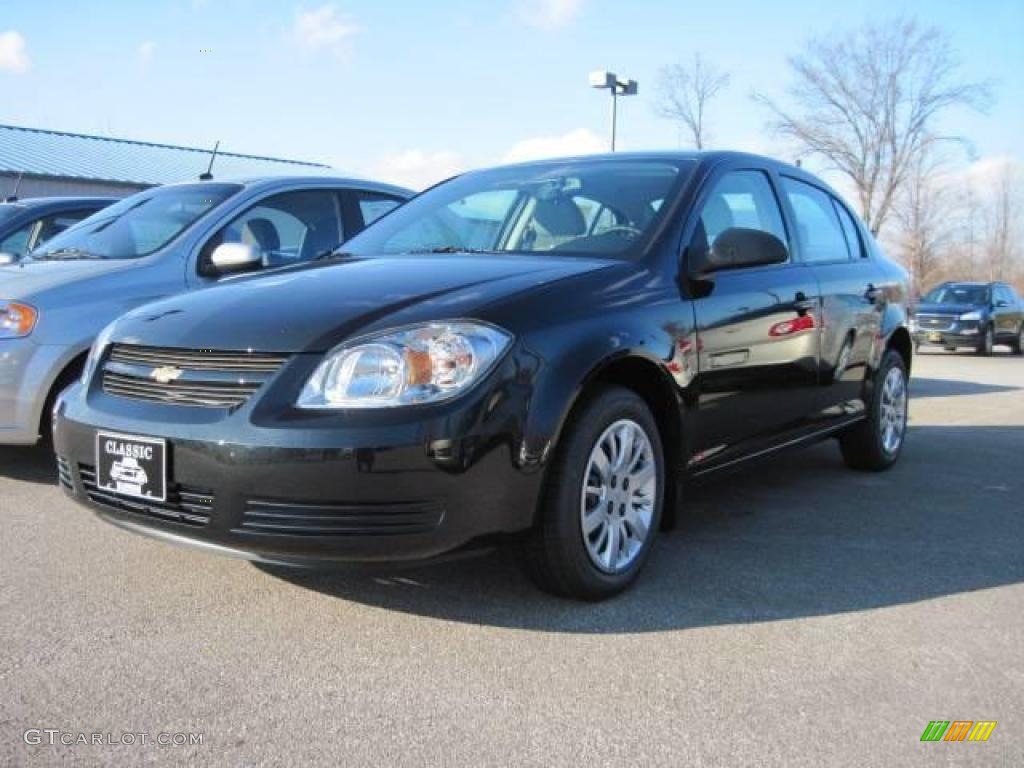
[{"x1": 1, "y1": 349, "x2": 1022, "y2": 767}]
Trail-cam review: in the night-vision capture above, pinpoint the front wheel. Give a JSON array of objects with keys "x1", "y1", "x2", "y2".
[
  {"x1": 977, "y1": 325, "x2": 994, "y2": 356},
  {"x1": 839, "y1": 349, "x2": 908, "y2": 471},
  {"x1": 522, "y1": 386, "x2": 665, "y2": 600},
  {"x1": 1011, "y1": 326, "x2": 1024, "y2": 356}
]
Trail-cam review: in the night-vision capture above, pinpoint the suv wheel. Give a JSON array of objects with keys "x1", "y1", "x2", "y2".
[
  {"x1": 839, "y1": 348, "x2": 908, "y2": 471},
  {"x1": 977, "y1": 325, "x2": 994, "y2": 356},
  {"x1": 1011, "y1": 325, "x2": 1024, "y2": 356},
  {"x1": 523, "y1": 386, "x2": 664, "y2": 600}
]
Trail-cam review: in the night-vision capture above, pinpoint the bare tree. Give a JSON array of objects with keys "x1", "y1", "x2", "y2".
[
  {"x1": 656, "y1": 53, "x2": 730, "y2": 150},
  {"x1": 894, "y1": 151, "x2": 957, "y2": 296},
  {"x1": 757, "y1": 18, "x2": 992, "y2": 235},
  {"x1": 983, "y1": 165, "x2": 1020, "y2": 282}
]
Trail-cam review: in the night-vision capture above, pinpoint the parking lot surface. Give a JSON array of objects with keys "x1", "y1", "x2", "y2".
[{"x1": 2, "y1": 350, "x2": 1022, "y2": 767}]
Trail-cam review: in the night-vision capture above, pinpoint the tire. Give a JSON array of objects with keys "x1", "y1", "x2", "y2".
[
  {"x1": 522, "y1": 386, "x2": 665, "y2": 601},
  {"x1": 1011, "y1": 325, "x2": 1024, "y2": 356},
  {"x1": 839, "y1": 349, "x2": 908, "y2": 472},
  {"x1": 976, "y1": 325, "x2": 994, "y2": 356}
]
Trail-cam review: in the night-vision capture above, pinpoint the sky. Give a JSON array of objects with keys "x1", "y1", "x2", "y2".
[{"x1": 1, "y1": 0, "x2": 1022, "y2": 191}]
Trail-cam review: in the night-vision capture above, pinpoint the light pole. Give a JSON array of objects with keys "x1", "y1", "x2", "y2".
[{"x1": 589, "y1": 71, "x2": 638, "y2": 152}]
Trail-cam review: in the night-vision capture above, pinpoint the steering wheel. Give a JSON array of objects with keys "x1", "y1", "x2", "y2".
[{"x1": 601, "y1": 225, "x2": 643, "y2": 239}]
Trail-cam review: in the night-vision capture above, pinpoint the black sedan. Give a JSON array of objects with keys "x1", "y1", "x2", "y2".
[{"x1": 55, "y1": 152, "x2": 912, "y2": 600}]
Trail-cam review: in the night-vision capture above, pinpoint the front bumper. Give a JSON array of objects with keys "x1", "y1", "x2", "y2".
[
  {"x1": 912, "y1": 329, "x2": 980, "y2": 347},
  {"x1": 54, "y1": 367, "x2": 541, "y2": 565}
]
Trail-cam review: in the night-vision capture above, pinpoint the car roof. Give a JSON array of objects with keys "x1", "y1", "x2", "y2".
[
  {"x1": 153, "y1": 175, "x2": 414, "y2": 199},
  {"x1": 1, "y1": 195, "x2": 118, "y2": 210}
]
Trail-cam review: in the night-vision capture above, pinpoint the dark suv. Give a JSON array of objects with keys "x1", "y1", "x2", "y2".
[
  {"x1": 912, "y1": 282, "x2": 1023, "y2": 355},
  {"x1": 56, "y1": 152, "x2": 912, "y2": 600}
]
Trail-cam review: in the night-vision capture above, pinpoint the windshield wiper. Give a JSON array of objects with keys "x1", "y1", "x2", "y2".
[
  {"x1": 33, "y1": 248, "x2": 103, "y2": 261},
  {"x1": 406, "y1": 246, "x2": 499, "y2": 254},
  {"x1": 313, "y1": 249, "x2": 356, "y2": 262}
]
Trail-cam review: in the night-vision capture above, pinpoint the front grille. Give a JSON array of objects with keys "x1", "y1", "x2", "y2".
[
  {"x1": 78, "y1": 464, "x2": 214, "y2": 527},
  {"x1": 56, "y1": 456, "x2": 72, "y2": 490},
  {"x1": 916, "y1": 314, "x2": 955, "y2": 332},
  {"x1": 101, "y1": 344, "x2": 289, "y2": 409},
  {"x1": 236, "y1": 499, "x2": 445, "y2": 537}
]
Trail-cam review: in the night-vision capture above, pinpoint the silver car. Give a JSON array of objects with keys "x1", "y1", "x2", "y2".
[{"x1": 0, "y1": 176, "x2": 411, "y2": 445}]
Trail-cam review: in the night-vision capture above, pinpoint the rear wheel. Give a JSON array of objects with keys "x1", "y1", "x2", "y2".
[
  {"x1": 1011, "y1": 325, "x2": 1024, "y2": 355},
  {"x1": 522, "y1": 386, "x2": 664, "y2": 600},
  {"x1": 839, "y1": 349, "x2": 908, "y2": 471},
  {"x1": 976, "y1": 325, "x2": 994, "y2": 356}
]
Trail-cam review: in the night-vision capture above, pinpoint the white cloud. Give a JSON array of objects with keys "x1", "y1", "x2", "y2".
[
  {"x1": 366, "y1": 149, "x2": 467, "y2": 191},
  {"x1": 502, "y1": 128, "x2": 606, "y2": 163},
  {"x1": 138, "y1": 41, "x2": 156, "y2": 62},
  {"x1": 292, "y1": 5, "x2": 359, "y2": 56},
  {"x1": 0, "y1": 30, "x2": 30, "y2": 73},
  {"x1": 516, "y1": 0, "x2": 583, "y2": 30}
]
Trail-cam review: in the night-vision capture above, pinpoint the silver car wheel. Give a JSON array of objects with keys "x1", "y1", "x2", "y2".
[
  {"x1": 580, "y1": 419, "x2": 657, "y2": 574},
  {"x1": 879, "y1": 366, "x2": 907, "y2": 455}
]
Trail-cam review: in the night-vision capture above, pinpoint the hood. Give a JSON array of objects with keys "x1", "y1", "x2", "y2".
[
  {"x1": 0, "y1": 258, "x2": 141, "y2": 301},
  {"x1": 915, "y1": 302, "x2": 983, "y2": 316},
  {"x1": 111, "y1": 253, "x2": 617, "y2": 352}
]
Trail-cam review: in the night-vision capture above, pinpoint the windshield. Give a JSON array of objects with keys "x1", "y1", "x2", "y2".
[
  {"x1": 343, "y1": 158, "x2": 694, "y2": 259},
  {"x1": 0, "y1": 206, "x2": 23, "y2": 226},
  {"x1": 923, "y1": 284, "x2": 989, "y2": 305},
  {"x1": 31, "y1": 183, "x2": 241, "y2": 260}
]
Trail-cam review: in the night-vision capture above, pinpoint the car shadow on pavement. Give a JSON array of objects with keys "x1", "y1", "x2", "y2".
[
  {"x1": 259, "y1": 424, "x2": 1024, "y2": 634},
  {"x1": 911, "y1": 377, "x2": 1020, "y2": 399},
  {"x1": 0, "y1": 445, "x2": 56, "y2": 485}
]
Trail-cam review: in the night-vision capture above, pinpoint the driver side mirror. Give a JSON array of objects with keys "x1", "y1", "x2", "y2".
[
  {"x1": 690, "y1": 227, "x2": 789, "y2": 276},
  {"x1": 0, "y1": 251, "x2": 20, "y2": 266},
  {"x1": 207, "y1": 242, "x2": 261, "y2": 276},
  {"x1": 994, "y1": 299, "x2": 1009, "y2": 308}
]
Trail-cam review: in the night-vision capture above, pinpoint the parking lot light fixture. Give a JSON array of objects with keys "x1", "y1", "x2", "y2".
[{"x1": 589, "y1": 70, "x2": 638, "y2": 151}]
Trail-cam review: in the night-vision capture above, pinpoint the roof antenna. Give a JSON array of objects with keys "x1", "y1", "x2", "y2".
[
  {"x1": 4, "y1": 172, "x2": 23, "y2": 203},
  {"x1": 199, "y1": 141, "x2": 220, "y2": 180}
]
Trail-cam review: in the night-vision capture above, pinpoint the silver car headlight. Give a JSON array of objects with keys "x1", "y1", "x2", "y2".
[
  {"x1": 0, "y1": 300, "x2": 38, "y2": 339},
  {"x1": 959, "y1": 310, "x2": 981, "y2": 321},
  {"x1": 81, "y1": 321, "x2": 117, "y2": 384},
  {"x1": 297, "y1": 321, "x2": 512, "y2": 409}
]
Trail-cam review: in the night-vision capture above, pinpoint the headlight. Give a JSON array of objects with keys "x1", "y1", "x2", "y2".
[
  {"x1": 0, "y1": 301, "x2": 38, "y2": 338},
  {"x1": 959, "y1": 311, "x2": 981, "y2": 321},
  {"x1": 908, "y1": 317, "x2": 917, "y2": 332},
  {"x1": 81, "y1": 321, "x2": 117, "y2": 384},
  {"x1": 298, "y1": 321, "x2": 512, "y2": 409}
]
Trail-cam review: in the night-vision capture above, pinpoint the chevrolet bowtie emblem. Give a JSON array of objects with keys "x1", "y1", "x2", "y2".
[{"x1": 151, "y1": 365, "x2": 183, "y2": 384}]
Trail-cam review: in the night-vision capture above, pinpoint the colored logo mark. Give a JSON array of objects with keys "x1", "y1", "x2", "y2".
[{"x1": 920, "y1": 721, "x2": 997, "y2": 742}]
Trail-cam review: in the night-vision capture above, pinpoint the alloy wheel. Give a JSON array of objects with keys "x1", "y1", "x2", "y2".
[
  {"x1": 879, "y1": 366, "x2": 907, "y2": 455},
  {"x1": 580, "y1": 419, "x2": 657, "y2": 574}
]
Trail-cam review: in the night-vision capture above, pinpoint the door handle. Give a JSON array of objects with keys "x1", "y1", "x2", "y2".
[
  {"x1": 792, "y1": 291, "x2": 817, "y2": 313},
  {"x1": 864, "y1": 283, "x2": 880, "y2": 304}
]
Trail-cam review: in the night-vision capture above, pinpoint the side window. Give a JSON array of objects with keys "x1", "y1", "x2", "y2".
[
  {"x1": 356, "y1": 192, "x2": 404, "y2": 229},
  {"x1": 34, "y1": 210, "x2": 96, "y2": 249},
  {"x1": 696, "y1": 170, "x2": 788, "y2": 255},
  {"x1": 0, "y1": 221, "x2": 35, "y2": 256},
  {"x1": 832, "y1": 199, "x2": 864, "y2": 259},
  {"x1": 204, "y1": 190, "x2": 341, "y2": 271},
  {"x1": 781, "y1": 177, "x2": 851, "y2": 263}
]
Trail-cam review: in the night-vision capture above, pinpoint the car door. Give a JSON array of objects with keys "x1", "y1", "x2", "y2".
[
  {"x1": 994, "y1": 284, "x2": 1020, "y2": 340},
  {"x1": 196, "y1": 188, "x2": 344, "y2": 279},
  {"x1": 688, "y1": 168, "x2": 822, "y2": 462},
  {"x1": 779, "y1": 176, "x2": 884, "y2": 415}
]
